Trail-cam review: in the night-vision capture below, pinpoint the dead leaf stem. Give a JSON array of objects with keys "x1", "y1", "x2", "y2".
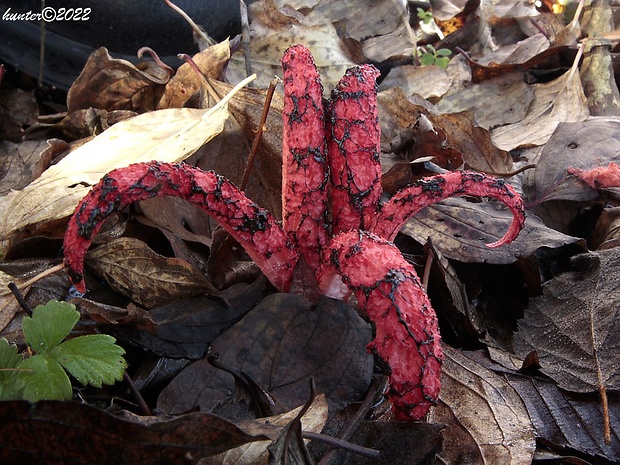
[
  {"x1": 163, "y1": 0, "x2": 213, "y2": 47},
  {"x1": 240, "y1": 77, "x2": 279, "y2": 191}
]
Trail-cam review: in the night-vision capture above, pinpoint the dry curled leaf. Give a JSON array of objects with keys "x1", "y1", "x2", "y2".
[
  {"x1": 506, "y1": 372, "x2": 620, "y2": 462},
  {"x1": 0, "y1": 400, "x2": 270, "y2": 464},
  {"x1": 67, "y1": 47, "x2": 171, "y2": 113},
  {"x1": 491, "y1": 65, "x2": 589, "y2": 151},
  {"x1": 399, "y1": 197, "x2": 578, "y2": 265},
  {"x1": 532, "y1": 118, "x2": 620, "y2": 204},
  {"x1": 158, "y1": 39, "x2": 231, "y2": 109},
  {"x1": 205, "y1": 394, "x2": 328, "y2": 465}
]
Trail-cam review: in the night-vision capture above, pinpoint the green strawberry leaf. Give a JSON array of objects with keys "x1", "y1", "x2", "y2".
[
  {"x1": 0, "y1": 338, "x2": 23, "y2": 400},
  {"x1": 53, "y1": 334, "x2": 127, "y2": 388},
  {"x1": 420, "y1": 53, "x2": 436, "y2": 66},
  {"x1": 16, "y1": 354, "x2": 73, "y2": 401},
  {"x1": 435, "y1": 57, "x2": 451, "y2": 69},
  {"x1": 22, "y1": 301, "x2": 80, "y2": 354}
]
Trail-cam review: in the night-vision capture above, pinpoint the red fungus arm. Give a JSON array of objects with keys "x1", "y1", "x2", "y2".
[
  {"x1": 281, "y1": 45, "x2": 329, "y2": 272},
  {"x1": 326, "y1": 64, "x2": 383, "y2": 234},
  {"x1": 568, "y1": 162, "x2": 620, "y2": 190},
  {"x1": 371, "y1": 171, "x2": 526, "y2": 246},
  {"x1": 317, "y1": 230, "x2": 443, "y2": 421},
  {"x1": 63, "y1": 161, "x2": 298, "y2": 293}
]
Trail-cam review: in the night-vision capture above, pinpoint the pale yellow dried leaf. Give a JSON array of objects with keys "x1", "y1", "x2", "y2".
[
  {"x1": 0, "y1": 270, "x2": 23, "y2": 332},
  {"x1": 230, "y1": 24, "x2": 354, "y2": 91},
  {"x1": 0, "y1": 76, "x2": 254, "y2": 241},
  {"x1": 491, "y1": 68, "x2": 589, "y2": 151},
  {"x1": 203, "y1": 394, "x2": 328, "y2": 465}
]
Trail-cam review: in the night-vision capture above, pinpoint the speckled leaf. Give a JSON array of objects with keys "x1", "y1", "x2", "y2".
[
  {"x1": 400, "y1": 197, "x2": 579, "y2": 264},
  {"x1": 85, "y1": 237, "x2": 215, "y2": 308}
]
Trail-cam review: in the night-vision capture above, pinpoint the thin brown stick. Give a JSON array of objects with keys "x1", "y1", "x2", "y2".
[
  {"x1": 317, "y1": 377, "x2": 385, "y2": 465},
  {"x1": 17, "y1": 262, "x2": 65, "y2": 290},
  {"x1": 239, "y1": 0, "x2": 253, "y2": 77},
  {"x1": 422, "y1": 245, "x2": 434, "y2": 294},
  {"x1": 8, "y1": 282, "x2": 32, "y2": 316},
  {"x1": 303, "y1": 431, "x2": 380, "y2": 460},
  {"x1": 123, "y1": 372, "x2": 152, "y2": 416},
  {"x1": 474, "y1": 163, "x2": 537, "y2": 178},
  {"x1": 240, "y1": 77, "x2": 279, "y2": 191}
]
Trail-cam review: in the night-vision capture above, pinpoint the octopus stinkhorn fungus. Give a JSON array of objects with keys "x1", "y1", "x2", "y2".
[{"x1": 63, "y1": 45, "x2": 525, "y2": 420}]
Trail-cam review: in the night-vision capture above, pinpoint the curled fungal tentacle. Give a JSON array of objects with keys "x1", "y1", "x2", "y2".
[
  {"x1": 371, "y1": 170, "x2": 526, "y2": 247},
  {"x1": 327, "y1": 64, "x2": 382, "y2": 234},
  {"x1": 317, "y1": 230, "x2": 443, "y2": 421},
  {"x1": 281, "y1": 45, "x2": 330, "y2": 272},
  {"x1": 63, "y1": 161, "x2": 298, "y2": 293}
]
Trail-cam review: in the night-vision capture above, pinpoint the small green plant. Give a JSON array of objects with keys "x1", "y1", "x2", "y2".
[
  {"x1": 0, "y1": 300, "x2": 126, "y2": 402},
  {"x1": 417, "y1": 7, "x2": 434, "y2": 24},
  {"x1": 418, "y1": 44, "x2": 452, "y2": 69}
]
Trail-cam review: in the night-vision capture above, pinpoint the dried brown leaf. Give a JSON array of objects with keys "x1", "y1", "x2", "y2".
[
  {"x1": 158, "y1": 40, "x2": 231, "y2": 109},
  {"x1": 435, "y1": 78, "x2": 534, "y2": 130},
  {"x1": 506, "y1": 372, "x2": 620, "y2": 461},
  {"x1": 138, "y1": 196, "x2": 214, "y2": 249},
  {"x1": 0, "y1": 258, "x2": 69, "y2": 334},
  {"x1": 379, "y1": 65, "x2": 453, "y2": 102},
  {"x1": 0, "y1": 84, "x2": 38, "y2": 127},
  {"x1": 491, "y1": 66, "x2": 589, "y2": 151},
  {"x1": 0, "y1": 140, "x2": 54, "y2": 195},
  {"x1": 157, "y1": 294, "x2": 373, "y2": 415},
  {"x1": 428, "y1": 346, "x2": 536, "y2": 464},
  {"x1": 229, "y1": 4, "x2": 354, "y2": 91},
  {"x1": 55, "y1": 108, "x2": 137, "y2": 140},
  {"x1": 533, "y1": 118, "x2": 620, "y2": 204},
  {"x1": 85, "y1": 237, "x2": 215, "y2": 308},
  {"x1": 0, "y1": 401, "x2": 270, "y2": 464},
  {"x1": 0, "y1": 82, "x2": 243, "y2": 241},
  {"x1": 67, "y1": 47, "x2": 170, "y2": 113},
  {"x1": 514, "y1": 250, "x2": 620, "y2": 393},
  {"x1": 301, "y1": 0, "x2": 415, "y2": 62},
  {"x1": 400, "y1": 197, "x2": 580, "y2": 264},
  {"x1": 378, "y1": 88, "x2": 514, "y2": 174},
  {"x1": 205, "y1": 394, "x2": 328, "y2": 465},
  {"x1": 135, "y1": 280, "x2": 268, "y2": 359}
]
